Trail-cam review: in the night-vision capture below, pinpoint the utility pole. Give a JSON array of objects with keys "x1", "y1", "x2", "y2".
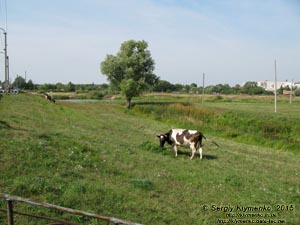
[
  {"x1": 0, "y1": 28, "x2": 8, "y2": 91},
  {"x1": 202, "y1": 73, "x2": 205, "y2": 104},
  {"x1": 290, "y1": 79, "x2": 293, "y2": 104},
  {"x1": 7, "y1": 55, "x2": 9, "y2": 86},
  {"x1": 274, "y1": 60, "x2": 277, "y2": 113}
]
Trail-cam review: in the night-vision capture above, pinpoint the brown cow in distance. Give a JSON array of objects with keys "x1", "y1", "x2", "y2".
[{"x1": 44, "y1": 93, "x2": 55, "y2": 103}]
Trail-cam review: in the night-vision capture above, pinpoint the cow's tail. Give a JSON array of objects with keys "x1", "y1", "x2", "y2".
[{"x1": 200, "y1": 132, "x2": 219, "y2": 147}]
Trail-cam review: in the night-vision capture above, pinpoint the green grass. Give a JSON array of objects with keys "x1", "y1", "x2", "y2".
[
  {"x1": 132, "y1": 98, "x2": 300, "y2": 151},
  {"x1": 0, "y1": 93, "x2": 300, "y2": 224}
]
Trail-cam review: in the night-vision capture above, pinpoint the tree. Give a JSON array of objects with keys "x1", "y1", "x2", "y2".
[
  {"x1": 120, "y1": 79, "x2": 141, "y2": 108},
  {"x1": 55, "y1": 82, "x2": 64, "y2": 91},
  {"x1": 101, "y1": 40, "x2": 157, "y2": 108},
  {"x1": 66, "y1": 81, "x2": 75, "y2": 92},
  {"x1": 153, "y1": 80, "x2": 175, "y2": 92},
  {"x1": 39, "y1": 83, "x2": 55, "y2": 92},
  {"x1": 13, "y1": 76, "x2": 27, "y2": 89},
  {"x1": 242, "y1": 81, "x2": 258, "y2": 95},
  {"x1": 294, "y1": 88, "x2": 300, "y2": 96},
  {"x1": 27, "y1": 79, "x2": 35, "y2": 90}
]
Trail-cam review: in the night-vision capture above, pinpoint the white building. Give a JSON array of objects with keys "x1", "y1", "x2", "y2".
[{"x1": 257, "y1": 81, "x2": 300, "y2": 91}]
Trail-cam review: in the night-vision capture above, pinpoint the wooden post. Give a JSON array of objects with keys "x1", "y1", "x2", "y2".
[{"x1": 7, "y1": 200, "x2": 14, "y2": 225}]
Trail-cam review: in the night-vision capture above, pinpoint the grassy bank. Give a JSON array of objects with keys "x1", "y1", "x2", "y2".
[
  {"x1": 0, "y1": 94, "x2": 299, "y2": 224},
  {"x1": 132, "y1": 98, "x2": 300, "y2": 151}
]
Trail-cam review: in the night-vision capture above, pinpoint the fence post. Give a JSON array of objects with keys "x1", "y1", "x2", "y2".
[{"x1": 7, "y1": 200, "x2": 14, "y2": 225}]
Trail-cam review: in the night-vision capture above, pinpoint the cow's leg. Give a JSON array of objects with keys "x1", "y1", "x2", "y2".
[
  {"x1": 199, "y1": 147, "x2": 203, "y2": 160},
  {"x1": 190, "y1": 143, "x2": 196, "y2": 160},
  {"x1": 173, "y1": 145, "x2": 178, "y2": 157}
]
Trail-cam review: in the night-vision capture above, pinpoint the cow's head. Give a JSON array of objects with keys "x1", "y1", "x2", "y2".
[
  {"x1": 156, "y1": 131, "x2": 172, "y2": 147},
  {"x1": 157, "y1": 134, "x2": 168, "y2": 147}
]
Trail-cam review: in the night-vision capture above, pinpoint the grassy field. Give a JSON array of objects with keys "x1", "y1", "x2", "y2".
[
  {"x1": 0, "y1": 93, "x2": 300, "y2": 224},
  {"x1": 133, "y1": 94, "x2": 300, "y2": 152}
]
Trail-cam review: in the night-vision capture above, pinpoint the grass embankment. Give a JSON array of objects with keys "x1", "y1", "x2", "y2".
[
  {"x1": 132, "y1": 98, "x2": 300, "y2": 151},
  {"x1": 0, "y1": 94, "x2": 299, "y2": 224}
]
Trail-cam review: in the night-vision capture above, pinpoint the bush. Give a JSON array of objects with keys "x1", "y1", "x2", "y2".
[{"x1": 294, "y1": 88, "x2": 300, "y2": 96}]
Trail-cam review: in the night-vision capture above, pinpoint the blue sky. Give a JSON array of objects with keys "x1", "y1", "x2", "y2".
[{"x1": 0, "y1": 0, "x2": 299, "y2": 85}]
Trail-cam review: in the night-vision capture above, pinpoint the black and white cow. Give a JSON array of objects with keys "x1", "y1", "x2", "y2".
[
  {"x1": 44, "y1": 93, "x2": 56, "y2": 103},
  {"x1": 157, "y1": 129, "x2": 208, "y2": 160}
]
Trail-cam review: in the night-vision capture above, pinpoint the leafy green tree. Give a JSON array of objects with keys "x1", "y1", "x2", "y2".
[
  {"x1": 153, "y1": 80, "x2": 175, "y2": 92},
  {"x1": 294, "y1": 88, "x2": 300, "y2": 96},
  {"x1": 190, "y1": 83, "x2": 199, "y2": 94},
  {"x1": 55, "y1": 83, "x2": 64, "y2": 91},
  {"x1": 190, "y1": 83, "x2": 197, "y2": 89},
  {"x1": 39, "y1": 83, "x2": 55, "y2": 92},
  {"x1": 242, "y1": 81, "x2": 264, "y2": 95},
  {"x1": 13, "y1": 76, "x2": 27, "y2": 89},
  {"x1": 174, "y1": 83, "x2": 184, "y2": 92},
  {"x1": 120, "y1": 79, "x2": 141, "y2": 108},
  {"x1": 101, "y1": 40, "x2": 157, "y2": 108},
  {"x1": 66, "y1": 82, "x2": 75, "y2": 92},
  {"x1": 183, "y1": 85, "x2": 190, "y2": 93},
  {"x1": 232, "y1": 84, "x2": 242, "y2": 94},
  {"x1": 27, "y1": 79, "x2": 35, "y2": 90}
]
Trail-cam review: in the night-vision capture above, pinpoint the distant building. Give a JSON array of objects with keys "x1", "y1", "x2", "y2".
[{"x1": 257, "y1": 81, "x2": 300, "y2": 91}]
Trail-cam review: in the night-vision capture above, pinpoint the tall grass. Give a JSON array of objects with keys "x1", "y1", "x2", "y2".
[{"x1": 132, "y1": 102, "x2": 300, "y2": 151}]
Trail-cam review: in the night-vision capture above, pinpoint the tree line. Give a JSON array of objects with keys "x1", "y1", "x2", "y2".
[
  {"x1": 3, "y1": 75, "x2": 297, "y2": 96},
  {"x1": 2, "y1": 39, "x2": 299, "y2": 108}
]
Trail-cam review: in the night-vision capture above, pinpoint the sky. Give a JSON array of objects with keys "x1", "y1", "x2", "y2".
[{"x1": 0, "y1": 0, "x2": 299, "y2": 86}]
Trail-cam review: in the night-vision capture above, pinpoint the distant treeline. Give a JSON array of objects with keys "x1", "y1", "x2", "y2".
[{"x1": 2, "y1": 75, "x2": 299, "y2": 96}]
